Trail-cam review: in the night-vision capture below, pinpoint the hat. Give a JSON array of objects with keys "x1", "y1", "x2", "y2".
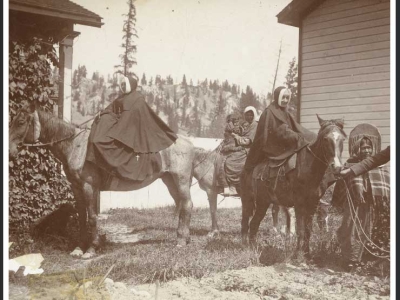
[{"x1": 349, "y1": 123, "x2": 381, "y2": 157}]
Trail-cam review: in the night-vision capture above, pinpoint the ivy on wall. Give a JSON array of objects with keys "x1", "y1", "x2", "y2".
[{"x1": 9, "y1": 37, "x2": 75, "y2": 234}]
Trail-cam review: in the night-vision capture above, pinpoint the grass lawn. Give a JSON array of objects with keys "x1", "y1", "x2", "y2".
[{"x1": 9, "y1": 205, "x2": 389, "y2": 286}]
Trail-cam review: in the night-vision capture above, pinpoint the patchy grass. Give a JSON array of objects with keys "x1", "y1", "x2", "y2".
[{"x1": 9, "y1": 204, "x2": 390, "y2": 287}]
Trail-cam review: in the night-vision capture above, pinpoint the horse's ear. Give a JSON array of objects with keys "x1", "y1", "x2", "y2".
[
  {"x1": 316, "y1": 114, "x2": 325, "y2": 126},
  {"x1": 335, "y1": 118, "x2": 345, "y2": 129}
]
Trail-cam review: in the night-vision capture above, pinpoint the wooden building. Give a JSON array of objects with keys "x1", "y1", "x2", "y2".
[
  {"x1": 277, "y1": 0, "x2": 390, "y2": 160},
  {"x1": 9, "y1": 0, "x2": 103, "y2": 122}
]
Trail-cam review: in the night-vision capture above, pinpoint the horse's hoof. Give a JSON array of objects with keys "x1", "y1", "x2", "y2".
[
  {"x1": 82, "y1": 247, "x2": 96, "y2": 259},
  {"x1": 176, "y1": 238, "x2": 187, "y2": 248},
  {"x1": 70, "y1": 247, "x2": 83, "y2": 258},
  {"x1": 207, "y1": 230, "x2": 220, "y2": 239},
  {"x1": 241, "y1": 234, "x2": 249, "y2": 245}
]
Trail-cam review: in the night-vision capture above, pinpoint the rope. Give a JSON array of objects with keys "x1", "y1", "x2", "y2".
[
  {"x1": 341, "y1": 179, "x2": 390, "y2": 260},
  {"x1": 306, "y1": 145, "x2": 329, "y2": 166},
  {"x1": 22, "y1": 128, "x2": 88, "y2": 148}
]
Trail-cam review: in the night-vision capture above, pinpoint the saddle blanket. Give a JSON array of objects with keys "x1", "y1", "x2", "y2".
[{"x1": 253, "y1": 153, "x2": 297, "y2": 181}]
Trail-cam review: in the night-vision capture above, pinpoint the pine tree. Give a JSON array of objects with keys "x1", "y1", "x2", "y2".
[
  {"x1": 141, "y1": 73, "x2": 147, "y2": 85},
  {"x1": 92, "y1": 71, "x2": 99, "y2": 81},
  {"x1": 116, "y1": 0, "x2": 138, "y2": 76},
  {"x1": 284, "y1": 57, "x2": 298, "y2": 117},
  {"x1": 207, "y1": 93, "x2": 226, "y2": 138},
  {"x1": 72, "y1": 70, "x2": 78, "y2": 87},
  {"x1": 166, "y1": 75, "x2": 173, "y2": 85},
  {"x1": 182, "y1": 74, "x2": 187, "y2": 86}
]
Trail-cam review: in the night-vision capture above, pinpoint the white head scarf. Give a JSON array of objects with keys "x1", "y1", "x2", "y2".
[
  {"x1": 244, "y1": 106, "x2": 258, "y2": 122},
  {"x1": 276, "y1": 88, "x2": 291, "y2": 107},
  {"x1": 119, "y1": 76, "x2": 132, "y2": 94}
]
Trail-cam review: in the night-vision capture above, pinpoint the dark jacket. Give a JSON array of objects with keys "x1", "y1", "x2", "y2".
[{"x1": 244, "y1": 101, "x2": 315, "y2": 170}]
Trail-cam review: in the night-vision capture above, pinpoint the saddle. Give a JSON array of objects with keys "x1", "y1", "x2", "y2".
[{"x1": 252, "y1": 153, "x2": 297, "y2": 190}]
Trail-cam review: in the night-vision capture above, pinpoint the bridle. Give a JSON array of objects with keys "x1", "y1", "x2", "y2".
[{"x1": 307, "y1": 124, "x2": 344, "y2": 167}]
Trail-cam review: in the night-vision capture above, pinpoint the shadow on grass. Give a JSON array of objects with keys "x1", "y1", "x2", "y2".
[
  {"x1": 205, "y1": 236, "x2": 245, "y2": 252},
  {"x1": 106, "y1": 238, "x2": 170, "y2": 247}
]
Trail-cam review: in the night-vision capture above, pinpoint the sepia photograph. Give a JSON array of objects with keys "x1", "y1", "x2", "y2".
[{"x1": 5, "y1": 0, "x2": 395, "y2": 299}]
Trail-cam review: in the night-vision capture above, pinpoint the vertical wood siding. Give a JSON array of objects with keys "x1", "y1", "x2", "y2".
[{"x1": 300, "y1": 0, "x2": 390, "y2": 161}]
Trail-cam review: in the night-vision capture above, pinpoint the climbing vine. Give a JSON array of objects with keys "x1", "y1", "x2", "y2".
[{"x1": 9, "y1": 37, "x2": 75, "y2": 237}]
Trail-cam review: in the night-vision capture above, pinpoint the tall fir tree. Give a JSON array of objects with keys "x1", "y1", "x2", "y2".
[
  {"x1": 116, "y1": 0, "x2": 138, "y2": 76},
  {"x1": 284, "y1": 57, "x2": 298, "y2": 118},
  {"x1": 182, "y1": 74, "x2": 187, "y2": 86}
]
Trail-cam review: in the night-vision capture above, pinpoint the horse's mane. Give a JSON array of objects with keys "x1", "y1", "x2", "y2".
[{"x1": 37, "y1": 109, "x2": 78, "y2": 142}]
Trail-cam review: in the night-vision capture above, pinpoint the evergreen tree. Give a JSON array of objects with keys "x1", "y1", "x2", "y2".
[
  {"x1": 284, "y1": 56, "x2": 298, "y2": 117},
  {"x1": 239, "y1": 85, "x2": 259, "y2": 112},
  {"x1": 149, "y1": 77, "x2": 153, "y2": 86},
  {"x1": 116, "y1": 0, "x2": 138, "y2": 76},
  {"x1": 207, "y1": 93, "x2": 226, "y2": 138},
  {"x1": 72, "y1": 69, "x2": 78, "y2": 87},
  {"x1": 166, "y1": 75, "x2": 173, "y2": 85},
  {"x1": 231, "y1": 84, "x2": 237, "y2": 95},
  {"x1": 92, "y1": 71, "x2": 99, "y2": 81},
  {"x1": 182, "y1": 74, "x2": 187, "y2": 86},
  {"x1": 99, "y1": 75, "x2": 105, "y2": 87},
  {"x1": 79, "y1": 65, "x2": 87, "y2": 79}
]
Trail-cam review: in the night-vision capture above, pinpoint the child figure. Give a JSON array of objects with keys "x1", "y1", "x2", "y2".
[{"x1": 216, "y1": 114, "x2": 243, "y2": 196}]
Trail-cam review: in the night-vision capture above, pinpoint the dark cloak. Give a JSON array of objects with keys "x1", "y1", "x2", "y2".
[
  {"x1": 244, "y1": 101, "x2": 315, "y2": 171},
  {"x1": 86, "y1": 89, "x2": 178, "y2": 182}
]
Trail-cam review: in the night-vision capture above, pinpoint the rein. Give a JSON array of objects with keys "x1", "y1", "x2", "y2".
[
  {"x1": 306, "y1": 146, "x2": 330, "y2": 166},
  {"x1": 340, "y1": 178, "x2": 390, "y2": 260}
]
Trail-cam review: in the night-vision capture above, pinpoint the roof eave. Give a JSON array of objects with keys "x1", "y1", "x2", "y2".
[
  {"x1": 276, "y1": 0, "x2": 325, "y2": 28},
  {"x1": 10, "y1": 3, "x2": 103, "y2": 28}
]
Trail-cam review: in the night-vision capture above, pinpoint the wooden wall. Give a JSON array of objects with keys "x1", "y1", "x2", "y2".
[{"x1": 299, "y1": 0, "x2": 390, "y2": 160}]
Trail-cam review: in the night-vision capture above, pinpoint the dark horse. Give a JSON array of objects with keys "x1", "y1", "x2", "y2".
[
  {"x1": 241, "y1": 116, "x2": 346, "y2": 255},
  {"x1": 9, "y1": 104, "x2": 197, "y2": 259},
  {"x1": 192, "y1": 144, "x2": 295, "y2": 236}
]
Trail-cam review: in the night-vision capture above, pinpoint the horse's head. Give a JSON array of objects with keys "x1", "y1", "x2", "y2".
[
  {"x1": 9, "y1": 102, "x2": 41, "y2": 158},
  {"x1": 316, "y1": 114, "x2": 346, "y2": 174}
]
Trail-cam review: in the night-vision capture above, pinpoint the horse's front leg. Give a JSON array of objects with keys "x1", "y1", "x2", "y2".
[
  {"x1": 69, "y1": 186, "x2": 87, "y2": 258},
  {"x1": 294, "y1": 206, "x2": 305, "y2": 254},
  {"x1": 81, "y1": 182, "x2": 100, "y2": 259},
  {"x1": 207, "y1": 189, "x2": 220, "y2": 238},
  {"x1": 272, "y1": 204, "x2": 280, "y2": 233},
  {"x1": 240, "y1": 171, "x2": 254, "y2": 244},
  {"x1": 249, "y1": 188, "x2": 270, "y2": 245},
  {"x1": 303, "y1": 204, "x2": 318, "y2": 256},
  {"x1": 241, "y1": 193, "x2": 254, "y2": 244}
]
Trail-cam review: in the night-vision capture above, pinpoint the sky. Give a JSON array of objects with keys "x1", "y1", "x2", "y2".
[{"x1": 71, "y1": 0, "x2": 299, "y2": 96}]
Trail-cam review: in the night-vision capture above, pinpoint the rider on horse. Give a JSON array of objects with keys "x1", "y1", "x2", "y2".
[
  {"x1": 243, "y1": 86, "x2": 315, "y2": 173},
  {"x1": 216, "y1": 106, "x2": 258, "y2": 196},
  {"x1": 86, "y1": 74, "x2": 178, "y2": 185}
]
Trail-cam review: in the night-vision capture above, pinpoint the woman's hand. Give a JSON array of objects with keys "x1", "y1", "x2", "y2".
[{"x1": 339, "y1": 167, "x2": 354, "y2": 178}]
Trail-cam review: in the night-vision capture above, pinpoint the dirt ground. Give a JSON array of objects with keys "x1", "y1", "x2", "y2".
[{"x1": 9, "y1": 261, "x2": 390, "y2": 300}]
